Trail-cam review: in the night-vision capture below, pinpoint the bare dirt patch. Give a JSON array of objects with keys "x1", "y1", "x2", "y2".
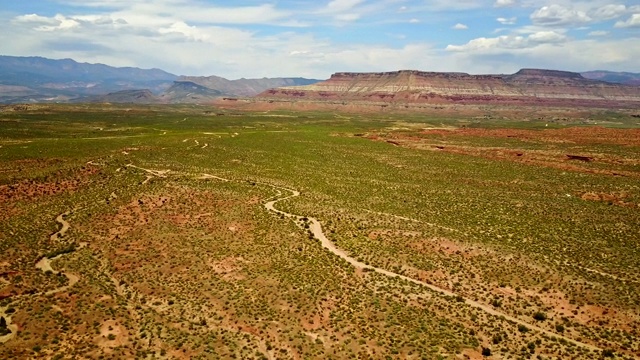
[
  {"x1": 579, "y1": 191, "x2": 638, "y2": 208},
  {"x1": 409, "y1": 237, "x2": 483, "y2": 259},
  {"x1": 95, "y1": 320, "x2": 130, "y2": 351},
  {"x1": 207, "y1": 256, "x2": 246, "y2": 280},
  {"x1": 0, "y1": 165, "x2": 101, "y2": 203},
  {"x1": 371, "y1": 126, "x2": 640, "y2": 179},
  {"x1": 421, "y1": 126, "x2": 640, "y2": 147}
]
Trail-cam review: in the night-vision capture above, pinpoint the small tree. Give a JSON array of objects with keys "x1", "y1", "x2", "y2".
[
  {"x1": 518, "y1": 324, "x2": 529, "y2": 333},
  {"x1": 533, "y1": 312, "x2": 547, "y2": 321},
  {"x1": 602, "y1": 349, "x2": 615, "y2": 358},
  {"x1": 482, "y1": 347, "x2": 491, "y2": 357}
]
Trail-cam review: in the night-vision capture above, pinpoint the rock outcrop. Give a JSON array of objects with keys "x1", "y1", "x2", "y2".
[{"x1": 255, "y1": 69, "x2": 640, "y2": 108}]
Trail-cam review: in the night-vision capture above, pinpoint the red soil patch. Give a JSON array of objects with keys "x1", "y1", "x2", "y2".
[
  {"x1": 461, "y1": 348, "x2": 486, "y2": 360},
  {"x1": 522, "y1": 289, "x2": 639, "y2": 334},
  {"x1": 421, "y1": 126, "x2": 640, "y2": 146},
  {"x1": 579, "y1": 192, "x2": 638, "y2": 208},
  {"x1": 0, "y1": 164, "x2": 101, "y2": 203},
  {"x1": 301, "y1": 297, "x2": 336, "y2": 331},
  {"x1": 373, "y1": 127, "x2": 640, "y2": 178},
  {"x1": 95, "y1": 319, "x2": 130, "y2": 352},
  {"x1": 207, "y1": 256, "x2": 246, "y2": 280},
  {"x1": 408, "y1": 237, "x2": 483, "y2": 259}
]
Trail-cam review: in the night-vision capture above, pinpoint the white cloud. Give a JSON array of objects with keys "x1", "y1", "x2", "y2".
[
  {"x1": 326, "y1": 0, "x2": 365, "y2": 13},
  {"x1": 531, "y1": 5, "x2": 591, "y2": 26},
  {"x1": 615, "y1": 14, "x2": 640, "y2": 28},
  {"x1": 530, "y1": 4, "x2": 631, "y2": 27},
  {"x1": 589, "y1": 4, "x2": 627, "y2": 21},
  {"x1": 12, "y1": 13, "x2": 130, "y2": 34},
  {"x1": 528, "y1": 31, "x2": 566, "y2": 43},
  {"x1": 446, "y1": 37, "x2": 640, "y2": 75},
  {"x1": 13, "y1": 14, "x2": 56, "y2": 24},
  {"x1": 452, "y1": 23, "x2": 468, "y2": 30},
  {"x1": 158, "y1": 22, "x2": 210, "y2": 42},
  {"x1": 66, "y1": 2, "x2": 296, "y2": 27},
  {"x1": 409, "y1": 18, "x2": 420, "y2": 24},
  {"x1": 13, "y1": 13, "x2": 81, "y2": 32},
  {"x1": 446, "y1": 36, "x2": 526, "y2": 52},
  {"x1": 494, "y1": 0, "x2": 515, "y2": 7},
  {"x1": 4, "y1": 0, "x2": 640, "y2": 79},
  {"x1": 320, "y1": 0, "x2": 365, "y2": 22},
  {"x1": 588, "y1": 30, "x2": 609, "y2": 37},
  {"x1": 497, "y1": 17, "x2": 517, "y2": 25},
  {"x1": 335, "y1": 13, "x2": 361, "y2": 22},
  {"x1": 446, "y1": 31, "x2": 566, "y2": 52},
  {"x1": 2, "y1": 8, "x2": 440, "y2": 79}
]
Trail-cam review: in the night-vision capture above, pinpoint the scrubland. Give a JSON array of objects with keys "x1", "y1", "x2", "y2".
[{"x1": 1, "y1": 104, "x2": 639, "y2": 359}]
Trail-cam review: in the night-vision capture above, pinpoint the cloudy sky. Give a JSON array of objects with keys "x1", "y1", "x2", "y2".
[{"x1": 1, "y1": 0, "x2": 639, "y2": 79}]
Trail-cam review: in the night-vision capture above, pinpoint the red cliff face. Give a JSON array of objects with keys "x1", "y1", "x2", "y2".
[{"x1": 256, "y1": 69, "x2": 640, "y2": 108}]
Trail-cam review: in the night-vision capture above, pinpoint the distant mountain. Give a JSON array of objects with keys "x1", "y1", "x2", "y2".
[
  {"x1": 581, "y1": 71, "x2": 640, "y2": 86},
  {"x1": 71, "y1": 89, "x2": 160, "y2": 104},
  {"x1": 253, "y1": 69, "x2": 640, "y2": 109},
  {"x1": 178, "y1": 75, "x2": 320, "y2": 97},
  {"x1": 159, "y1": 81, "x2": 224, "y2": 103},
  {"x1": 0, "y1": 56, "x2": 177, "y2": 97},
  {"x1": 0, "y1": 55, "x2": 320, "y2": 104}
]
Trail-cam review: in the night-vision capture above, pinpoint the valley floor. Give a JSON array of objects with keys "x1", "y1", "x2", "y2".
[{"x1": 1, "y1": 104, "x2": 639, "y2": 359}]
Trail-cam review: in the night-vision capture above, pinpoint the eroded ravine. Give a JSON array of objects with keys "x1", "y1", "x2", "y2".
[
  {"x1": 261, "y1": 183, "x2": 603, "y2": 353},
  {"x1": 1, "y1": 212, "x2": 80, "y2": 343}
]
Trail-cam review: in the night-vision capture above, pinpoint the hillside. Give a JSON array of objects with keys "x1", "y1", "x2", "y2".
[
  {"x1": 70, "y1": 89, "x2": 160, "y2": 104},
  {"x1": 179, "y1": 75, "x2": 320, "y2": 97},
  {"x1": 158, "y1": 81, "x2": 224, "y2": 103},
  {"x1": 0, "y1": 56, "x2": 177, "y2": 100},
  {"x1": 254, "y1": 69, "x2": 640, "y2": 109},
  {"x1": 0, "y1": 55, "x2": 319, "y2": 104}
]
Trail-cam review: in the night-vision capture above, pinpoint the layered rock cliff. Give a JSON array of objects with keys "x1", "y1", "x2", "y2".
[{"x1": 257, "y1": 69, "x2": 640, "y2": 107}]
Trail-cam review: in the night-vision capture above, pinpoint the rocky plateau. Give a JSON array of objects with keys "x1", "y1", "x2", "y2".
[{"x1": 246, "y1": 69, "x2": 640, "y2": 110}]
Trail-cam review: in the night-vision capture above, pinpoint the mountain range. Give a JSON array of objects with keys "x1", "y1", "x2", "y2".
[
  {"x1": 581, "y1": 71, "x2": 640, "y2": 86},
  {"x1": 0, "y1": 55, "x2": 639, "y2": 106},
  {"x1": 0, "y1": 56, "x2": 319, "y2": 104}
]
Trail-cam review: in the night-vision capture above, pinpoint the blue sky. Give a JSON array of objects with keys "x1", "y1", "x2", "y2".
[{"x1": 1, "y1": 0, "x2": 639, "y2": 79}]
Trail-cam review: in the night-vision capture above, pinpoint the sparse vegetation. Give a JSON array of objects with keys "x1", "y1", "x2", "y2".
[{"x1": 0, "y1": 104, "x2": 639, "y2": 359}]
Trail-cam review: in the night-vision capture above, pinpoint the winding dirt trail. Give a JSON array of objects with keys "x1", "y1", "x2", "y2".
[
  {"x1": 126, "y1": 164, "x2": 169, "y2": 178},
  {"x1": 143, "y1": 168, "x2": 601, "y2": 352},
  {"x1": 199, "y1": 174, "x2": 230, "y2": 182},
  {"x1": 260, "y1": 183, "x2": 602, "y2": 353},
  {"x1": 35, "y1": 255, "x2": 80, "y2": 296},
  {"x1": 37, "y1": 212, "x2": 81, "y2": 293},
  {"x1": 0, "y1": 305, "x2": 18, "y2": 344},
  {"x1": 50, "y1": 211, "x2": 71, "y2": 242},
  {"x1": 1, "y1": 212, "x2": 80, "y2": 343}
]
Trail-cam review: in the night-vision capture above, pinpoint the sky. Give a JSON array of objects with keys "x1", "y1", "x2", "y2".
[{"x1": 1, "y1": 0, "x2": 639, "y2": 79}]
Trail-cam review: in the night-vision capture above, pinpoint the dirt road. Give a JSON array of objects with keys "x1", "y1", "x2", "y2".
[{"x1": 262, "y1": 184, "x2": 602, "y2": 354}]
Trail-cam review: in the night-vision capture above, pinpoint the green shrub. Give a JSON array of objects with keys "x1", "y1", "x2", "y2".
[
  {"x1": 533, "y1": 312, "x2": 547, "y2": 321},
  {"x1": 518, "y1": 325, "x2": 529, "y2": 333}
]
